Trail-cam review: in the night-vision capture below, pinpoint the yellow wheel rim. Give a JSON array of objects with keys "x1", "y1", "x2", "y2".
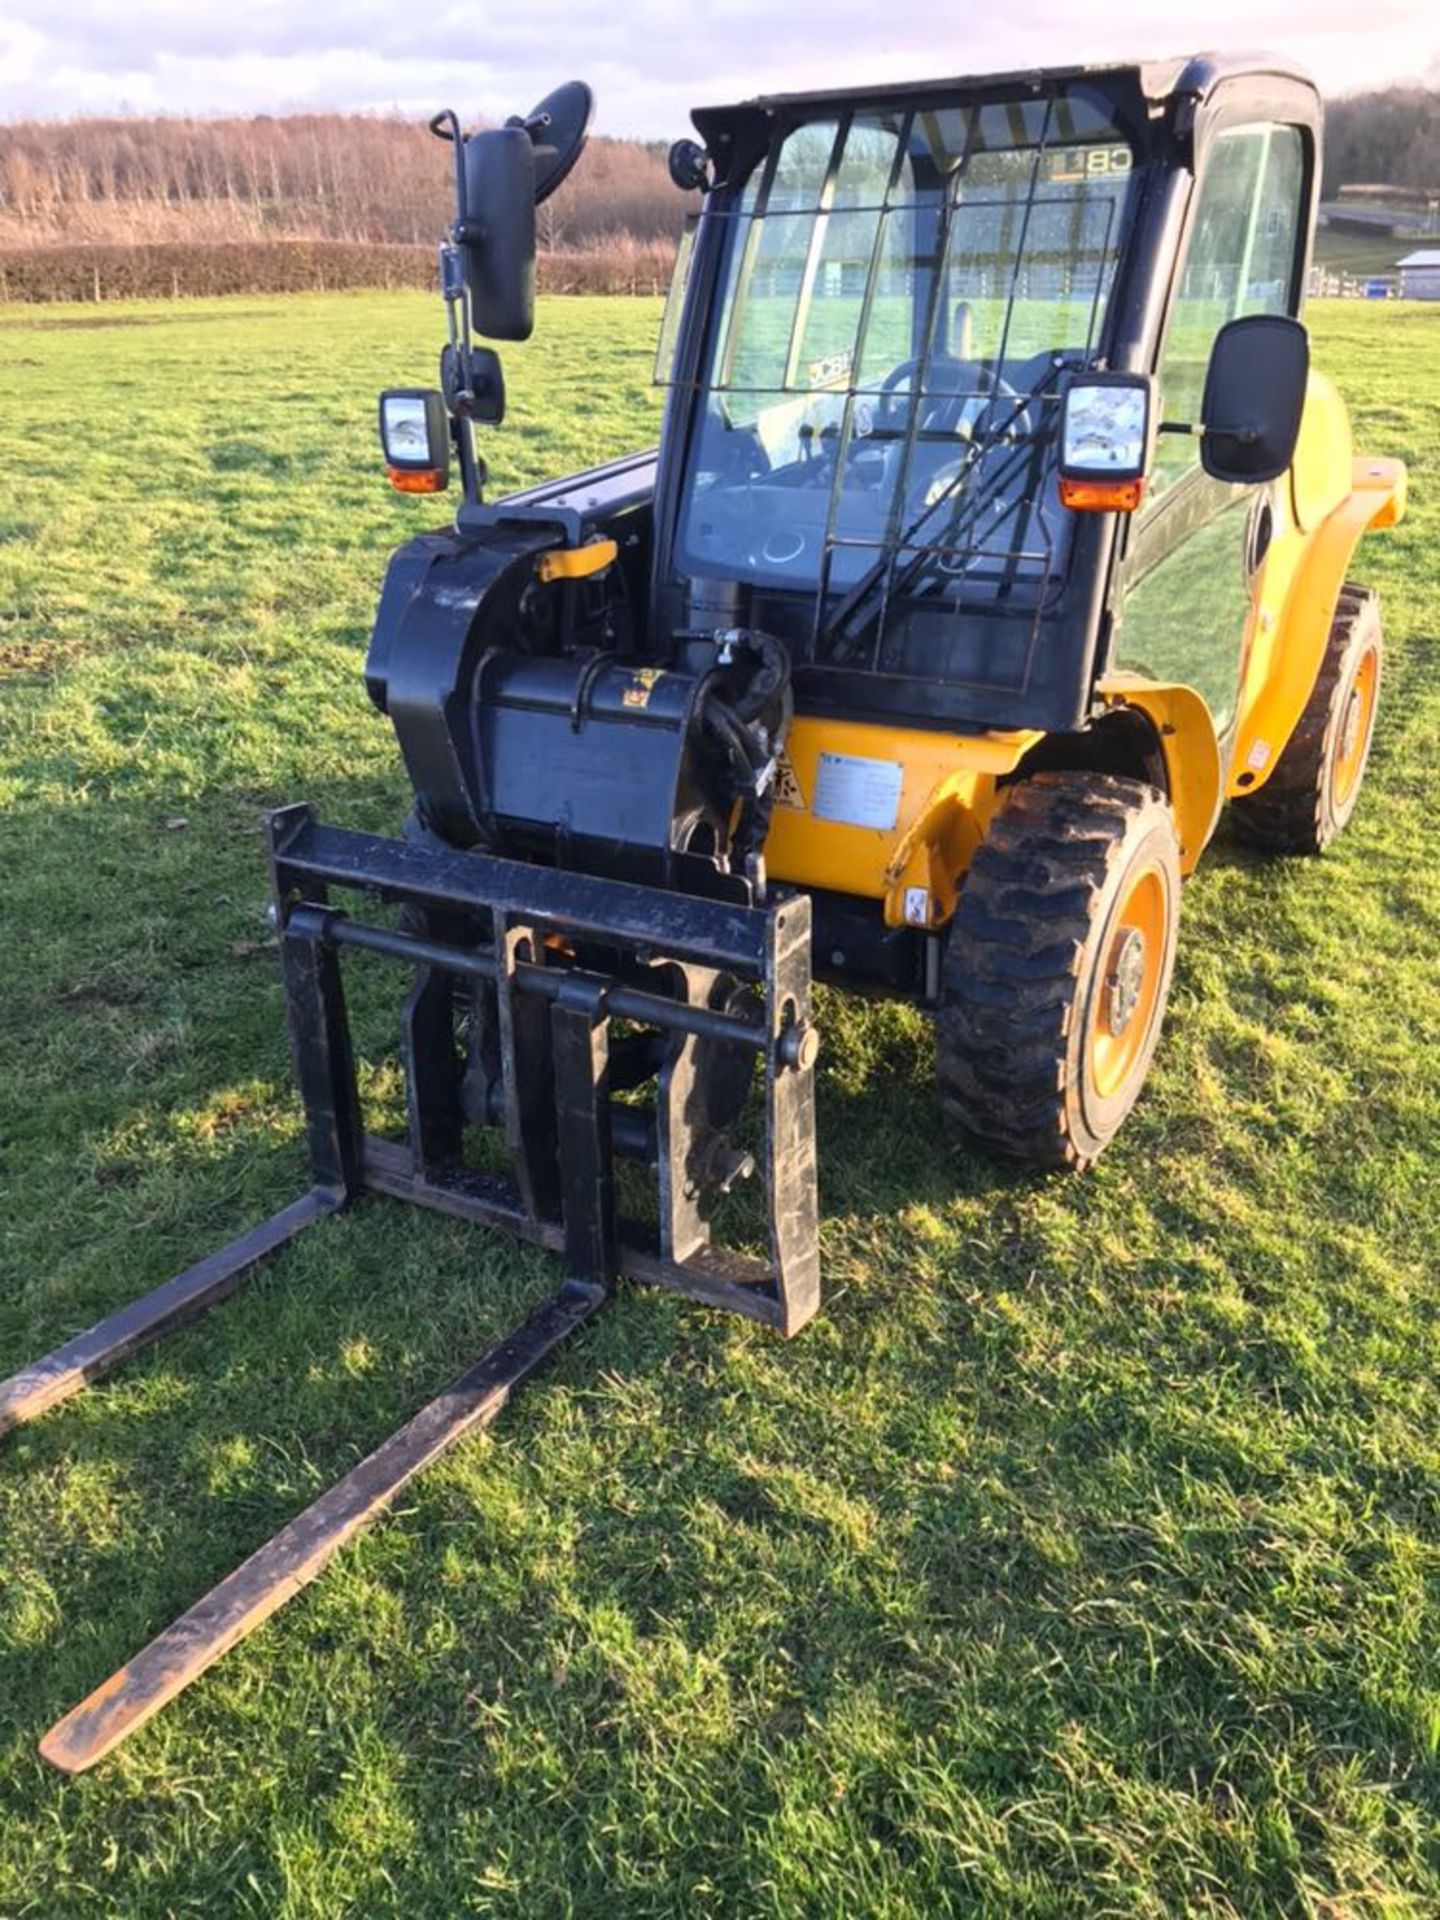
[
  {"x1": 1089, "y1": 862, "x2": 1168, "y2": 1101},
  {"x1": 1333, "y1": 643, "x2": 1378, "y2": 808}
]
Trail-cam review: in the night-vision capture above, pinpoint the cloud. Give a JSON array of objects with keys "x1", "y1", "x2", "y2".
[{"x1": 0, "y1": 0, "x2": 1433, "y2": 132}]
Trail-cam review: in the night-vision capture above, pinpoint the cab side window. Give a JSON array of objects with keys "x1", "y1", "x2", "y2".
[{"x1": 1148, "y1": 125, "x2": 1305, "y2": 503}]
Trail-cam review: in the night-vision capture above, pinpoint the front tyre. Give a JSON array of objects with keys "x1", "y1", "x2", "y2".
[
  {"x1": 938, "y1": 772, "x2": 1181, "y2": 1169},
  {"x1": 1230, "y1": 585, "x2": 1383, "y2": 855}
]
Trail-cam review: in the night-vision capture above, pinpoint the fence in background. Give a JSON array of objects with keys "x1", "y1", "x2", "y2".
[{"x1": 1307, "y1": 266, "x2": 1399, "y2": 299}]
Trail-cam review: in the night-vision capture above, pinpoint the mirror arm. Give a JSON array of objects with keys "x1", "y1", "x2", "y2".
[
  {"x1": 433, "y1": 128, "x2": 481, "y2": 508},
  {"x1": 429, "y1": 108, "x2": 470, "y2": 232},
  {"x1": 1157, "y1": 419, "x2": 1261, "y2": 445}
]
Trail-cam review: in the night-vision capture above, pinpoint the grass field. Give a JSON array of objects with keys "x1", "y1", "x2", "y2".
[{"x1": 1, "y1": 291, "x2": 1437, "y2": 1916}]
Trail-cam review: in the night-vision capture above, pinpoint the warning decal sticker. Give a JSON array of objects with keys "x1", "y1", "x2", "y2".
[
  {"x1": 621, "y1": 667, "x2": 663, "y2": 709},
  {"x1": 774, "y1": 753, "x2": 806, "y2": 811}
]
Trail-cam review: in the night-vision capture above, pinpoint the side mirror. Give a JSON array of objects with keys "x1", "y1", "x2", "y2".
[
  {"x1": 378, "y1": 388, "x2": 450, "y2": 493},
  {"x1": 441, "y1": 342, "x2": 506, "y2": 425},
  {"x1": 459, "y1": 127, "x2": 537, "y2": 342},
  {"x1": 1057, "y1": 371, "x2": 1155, "y2": 512},
  {"x1": 1200, "y1": 314, "x2": 1308, "y2": 485},
  {"x1": 441, "y1": 81, "x2": 594, "y2": 348},
  {"x1": 668, "y1": 139, "x2": 711, "y2": 193}
]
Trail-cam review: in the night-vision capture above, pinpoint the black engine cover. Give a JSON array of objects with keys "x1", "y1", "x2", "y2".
[
  {"x1": 474, "y1": 650, "x2": 725, "y2": 880},
  {"x1": 364, "y1": 527, "x2": 734, "y2": 886}
]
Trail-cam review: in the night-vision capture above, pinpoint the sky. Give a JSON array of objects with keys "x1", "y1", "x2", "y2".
[{"x1": 0, "y1": 0, "x2": 1434, "y2": 134}]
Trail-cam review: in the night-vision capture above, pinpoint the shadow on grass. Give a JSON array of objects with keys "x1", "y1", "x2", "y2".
[{"x1": 4, "y1": 774, "x2": 1439, "y2": 1910}]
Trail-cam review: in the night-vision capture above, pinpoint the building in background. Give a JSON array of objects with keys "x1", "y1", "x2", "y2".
[{"x1": 1397, "y1": 249, "x2": 1440, "y2": 298}]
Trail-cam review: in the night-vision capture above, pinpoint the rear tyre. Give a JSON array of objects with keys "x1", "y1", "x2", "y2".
[
  {"x1": 938, "y1": 772, "x2": 1181, "y2": 1169},
  {"x1": 1230, "y1": 585, "x2": 1383, "y2": 855}
]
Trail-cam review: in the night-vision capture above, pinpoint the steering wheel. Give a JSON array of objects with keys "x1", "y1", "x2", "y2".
[{"x1": 875, "y1": 355, "x2": 1031, "y2": 443}]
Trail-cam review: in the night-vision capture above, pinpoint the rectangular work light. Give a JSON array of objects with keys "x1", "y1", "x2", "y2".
[
  {"x1": 1058, "y1": 371, "x2": 1155, "y2": 512},
  {"x1": 378, "y1": 388, "x2": 450, "y2": 493}
]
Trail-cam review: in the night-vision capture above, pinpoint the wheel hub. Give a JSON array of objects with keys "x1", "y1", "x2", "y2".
[
  {"x1": 1104, "y1": 927, "x2": 1147, "y2": 1037},
  {"x1": 1340, "y1": 688, "x2": 1363, "y2": 764}
]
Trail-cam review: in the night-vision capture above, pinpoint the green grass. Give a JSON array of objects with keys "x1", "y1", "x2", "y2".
[{"x1": 1, "y1": 291, "x2": 1438, "y2": 1916}]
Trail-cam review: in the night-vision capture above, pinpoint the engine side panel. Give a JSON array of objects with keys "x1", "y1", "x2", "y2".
[{"x1": 763, "y1": 718, "x2": 1041, "y2": 928}]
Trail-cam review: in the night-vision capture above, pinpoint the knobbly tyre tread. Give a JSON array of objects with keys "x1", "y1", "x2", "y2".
[
  {"x1": 1230, "y1": 584, "x2": 1382, "y2": 855},
  {"x1": 937, "y1": 771, "x2": 1179, "y2": 1169}
]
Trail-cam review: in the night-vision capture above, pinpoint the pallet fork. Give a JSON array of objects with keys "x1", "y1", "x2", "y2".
[{"x1": 2, "y1": 804, "x2": 820, "y2": 1772}]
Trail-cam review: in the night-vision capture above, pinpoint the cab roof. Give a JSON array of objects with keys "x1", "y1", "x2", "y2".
[
  {"x1": 700, "y1": 50, "x2": 1317, "y2": 121},
  {"x1": 692, "y1": 51, "x2": 1320, "y2": 177}
]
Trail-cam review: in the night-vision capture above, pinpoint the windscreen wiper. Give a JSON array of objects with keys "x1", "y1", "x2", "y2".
[{"x1": 821, "y1": 363, "x2": 1064, "y2": 663}]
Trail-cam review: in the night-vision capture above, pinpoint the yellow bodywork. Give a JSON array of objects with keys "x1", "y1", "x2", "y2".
[
  {"x1": 764, "y1": 718, "x2": 1039, "y2": 927},
  {"x1": 762, "y1": 371, "x2": 1405, "y2": 924},
  {"x1": 1227, "y1": 373, "x2": 1405, "y2": 799},
  {"x1": 1093, "y1": 676, "x2": 1223, "y2": 876}
]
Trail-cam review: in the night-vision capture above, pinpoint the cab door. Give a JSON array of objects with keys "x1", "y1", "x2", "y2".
[{"x1": 1110, "y1": 123, "x2": 1308, "y2": 742}]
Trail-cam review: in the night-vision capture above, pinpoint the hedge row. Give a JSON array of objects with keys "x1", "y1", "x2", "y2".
[{"x1": 0, "y1": 238, "x2": 677, "y2": 303}]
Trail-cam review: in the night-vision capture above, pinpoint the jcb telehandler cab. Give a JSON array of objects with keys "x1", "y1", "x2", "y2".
[{"x1": 5, "y1": 53, "x2": 1404, "y2": 1771}]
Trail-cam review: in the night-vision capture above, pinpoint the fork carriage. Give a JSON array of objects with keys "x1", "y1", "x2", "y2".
[{"x1": 4, "y1": 804, "x2": 819, "y2": 1771}]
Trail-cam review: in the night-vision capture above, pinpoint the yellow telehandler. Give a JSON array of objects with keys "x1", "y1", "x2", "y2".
[{"x1": 3, "y1": 52, "x2": 1403, "y2": 1770}]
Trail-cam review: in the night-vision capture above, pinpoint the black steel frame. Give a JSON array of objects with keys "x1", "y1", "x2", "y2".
[
  {"x1": 3, "y1": 803, "x2": 820, "y2": 1771},
  {"x1": 3, "y1": 805, "x2": 821, "y2": 1442},
  {"x1": 261, "y1": 802, "x2": 820, "y2": 1325}
]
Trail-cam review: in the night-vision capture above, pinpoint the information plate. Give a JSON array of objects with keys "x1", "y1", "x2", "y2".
[{"x1": 812, "y1": 752, "x2": 904, "y2": 831}]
